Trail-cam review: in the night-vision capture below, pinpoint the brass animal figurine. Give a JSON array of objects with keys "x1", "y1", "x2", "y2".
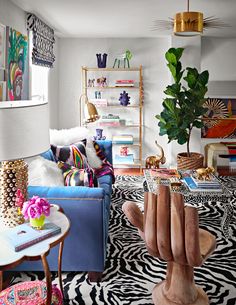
[
  {"x1": 196, "y1": 166, "x2": 215, "y2": 180},
  {"x1": 145, "y1": 141, "x2": 166, "y2": 169}
]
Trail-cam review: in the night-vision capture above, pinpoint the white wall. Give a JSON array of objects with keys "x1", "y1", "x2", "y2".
[
  {"x1": 0, "y1": 0, "x2": 26, "y2": 35},
  {"x1": 58, "y1": 37, "x2": 171, "y2": 161},
  {"x1": 48, "y1": 36, "x2": 59, "y2": 128},
  {"x1": 201, "y1": 37, "x2": 236, "y2": 152}
]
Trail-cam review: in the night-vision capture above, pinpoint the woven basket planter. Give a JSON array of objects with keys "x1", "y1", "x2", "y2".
[{"x1": 177, "y1": 152, "x2": 204, "y2": 170}]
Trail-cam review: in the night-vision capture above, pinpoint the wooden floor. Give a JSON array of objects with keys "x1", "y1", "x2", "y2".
[
  {"x1": 114, "y1": 167, "x2": 235, "y2": 176},
  {"x1": 114, "y1": 168, "x2": 144, "y2": 176}
]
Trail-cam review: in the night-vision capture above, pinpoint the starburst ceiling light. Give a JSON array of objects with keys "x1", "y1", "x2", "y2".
[{"x1": 152, "y1": 0, "x2": 228, "y2": 36}]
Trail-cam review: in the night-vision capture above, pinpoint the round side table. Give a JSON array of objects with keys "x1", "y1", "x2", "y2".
[{"x1": 0, "y1": 205, "x2": 70, "y2": 305}]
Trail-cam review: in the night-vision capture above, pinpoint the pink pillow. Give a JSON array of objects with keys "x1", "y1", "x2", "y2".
[{"x1": 0, "y1": 281, "x2": 63, "y2": 305}]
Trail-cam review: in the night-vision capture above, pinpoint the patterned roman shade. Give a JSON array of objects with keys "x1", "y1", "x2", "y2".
[{"x1": 27, "y1": 13, "x2": 55, "y2": 68}]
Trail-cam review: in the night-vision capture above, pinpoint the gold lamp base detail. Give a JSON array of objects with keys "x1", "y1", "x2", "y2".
[{"x1": 0, "y1": 159, "x2": 27, "y2": 227}]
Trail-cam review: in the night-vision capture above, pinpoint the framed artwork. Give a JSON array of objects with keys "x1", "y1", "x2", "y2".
[
  {"x1": 0, "y1": 81, "x2": 6, "y2": 101},
  {"x1": 0, "y1": 23, "x2": 6, "y2": 69},
  {"x1": 6, "y1": 26, "x2": 28, "y2": 101},
  {"x1": 201, "y1": 97, "x2": 236, "y2": 138}
]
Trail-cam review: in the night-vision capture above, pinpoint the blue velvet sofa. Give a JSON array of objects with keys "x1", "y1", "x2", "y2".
[{"x1": 14, "y1": 140, "x2": 113, "y2": 279}]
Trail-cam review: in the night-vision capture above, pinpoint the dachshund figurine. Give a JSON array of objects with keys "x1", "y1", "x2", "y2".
[{"x1": 145, "y1": 141, "x2": 166, "y2": 169}]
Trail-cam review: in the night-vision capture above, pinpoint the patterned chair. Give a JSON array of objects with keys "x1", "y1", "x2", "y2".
[
  {"x1": 122, "y1": 185, "x2": 216, "y2": 305},
  {"x1": 0, "y1": 281, "x2": 62, "y2": 305}
]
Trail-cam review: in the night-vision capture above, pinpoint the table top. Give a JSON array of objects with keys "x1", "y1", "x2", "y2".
[
  {"x1": 143, "y1": 169, "x2": 232, "y2": 204},
  {"x1": 0, "y1": 206, "x2": 70, "y2": 269}
]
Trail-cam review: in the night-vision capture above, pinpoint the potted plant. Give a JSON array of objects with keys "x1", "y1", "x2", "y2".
[{"x1": 156, "y1": 48, "x2": 209, "y2": 170}]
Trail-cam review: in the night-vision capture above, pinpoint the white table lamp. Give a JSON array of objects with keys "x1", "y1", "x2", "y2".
[{"x1": 0, "y1": 100, "x2": 50, "y2": 227}]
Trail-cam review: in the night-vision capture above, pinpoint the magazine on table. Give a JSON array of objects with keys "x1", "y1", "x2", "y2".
[
  {"x1": 149, "y1": 168, "x2": 180, "y2": 179},
  {"x1": 3, "y1": 221, "x2": 61, "y2": 252}
]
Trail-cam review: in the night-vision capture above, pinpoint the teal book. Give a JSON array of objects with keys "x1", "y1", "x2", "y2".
[{"x1": 4, "y1": 221, "x2": 61, "y2": 252}]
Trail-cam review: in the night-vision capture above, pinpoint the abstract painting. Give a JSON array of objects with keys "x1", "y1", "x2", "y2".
[
  {"x1": 6, "y1": 27, "x2": 28, "y2": 101},
  {"x1": 0, "y1": 23, "x2": 5, "y2": 69},
  {"x1": 201, "y1": 98, "x2": 236, "y2": 138},
  {"x1": 0, "y1": 81, "x2": 6, "y2": 101}
]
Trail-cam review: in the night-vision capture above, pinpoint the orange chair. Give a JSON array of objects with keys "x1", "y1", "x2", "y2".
[{"x1": 123, "y1": 185, "x2": 216, "y2": 305}]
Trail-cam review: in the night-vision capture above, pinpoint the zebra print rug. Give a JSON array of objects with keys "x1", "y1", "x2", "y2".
[{"x1": 12, "y1": 175, "x2": 236, "y2": 305}]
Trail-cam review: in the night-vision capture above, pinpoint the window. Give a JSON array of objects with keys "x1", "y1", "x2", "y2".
[{"x1": 29, "y1": 32, "x2": 49, "y2": 101}]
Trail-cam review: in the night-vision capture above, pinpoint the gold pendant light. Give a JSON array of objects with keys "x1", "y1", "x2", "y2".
[{"x1": 152, "y1": 0, "x2": 228, "y2": 36}]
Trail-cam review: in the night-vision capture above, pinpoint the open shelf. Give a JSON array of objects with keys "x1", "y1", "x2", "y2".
[
  {"x1": 100, "y1": 105, "x2": 141, "y2": 108},
  {"x1": 112, "y1": 143, "x2": 141, "y2": 147},
  {"x1": 86, "y1": 86, "x2": 139, "y2": 89},
  {"x1": 113, "y1": 159, "x2": 142, "y2": 166},
  {"x1": 84, "y1": 67, "x2": 141, "y2": 72}
]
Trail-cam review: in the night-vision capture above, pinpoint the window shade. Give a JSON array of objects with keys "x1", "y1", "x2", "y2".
[{"x1": 27, "y1": 13, "x2": 55, "y2": 68}]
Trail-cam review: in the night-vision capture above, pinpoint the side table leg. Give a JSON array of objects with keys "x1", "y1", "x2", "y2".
[
  {"x1": 0, "y1": 271, "x2": 3, "y2": 292},
  {"x1": 221, "y1": 199, "x2": 235, "y2": 239},
  {"x1": 41, "y1": 253, "x2": 52, "y2": 305},
  {"x1": 58, "y1": 241, "x2": 65, "y2": 300}
]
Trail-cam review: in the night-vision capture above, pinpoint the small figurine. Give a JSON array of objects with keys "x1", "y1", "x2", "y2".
[
  {"x1": 88, "y1": 79, "x2": 95, "y2": 87},
  {"x1": 97, "y1": 77, "x2": 107, "y2": 87},
  {"x1": 95, "y1": 91, "x2": 102, "y2": 99},
  {"x1": 196, "y1": 167, "x2": 215, "y2": 181},
  {"x1": 145, "y1": 141, "x2": 166, "y2": 169},
  {"x1": 113, "y1": 50, "x2": 133, "y2": 68},
  {"x1": 119, "y1": 91, "x2": 130, "y2": 106},
  {"x1": 96, "y1": 53, "x2": 108, "y2": 68},
  {"x1": 120, "y1": 146, "x2": 128, "y2": 156},
  {"x1": 93, "y1": 128, "x2": 106, "y2": 141}
]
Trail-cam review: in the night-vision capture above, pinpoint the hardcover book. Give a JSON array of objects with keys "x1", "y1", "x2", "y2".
[
  {"x1": 3, "y1": 221, "x2": 61, "y2": 252},
  {"x1": 182, "y1": 177, "x2": 222, "y2": 193}
]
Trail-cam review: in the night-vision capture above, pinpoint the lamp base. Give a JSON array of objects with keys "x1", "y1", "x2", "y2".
[{"x1": 0, "y1": 159, "x2": 27, "y2": 227}]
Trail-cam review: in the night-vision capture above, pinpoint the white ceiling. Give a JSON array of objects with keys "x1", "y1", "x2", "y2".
[{"x1": 11, "y1": 0, "x2": 236, "y2": 38}]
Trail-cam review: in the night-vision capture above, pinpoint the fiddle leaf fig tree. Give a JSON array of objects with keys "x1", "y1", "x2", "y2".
[{"x1": 156, "y1": 48, "x2": 209, "y2": 157}]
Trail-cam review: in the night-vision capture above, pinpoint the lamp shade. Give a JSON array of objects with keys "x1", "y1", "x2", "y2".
[{"x1": 0, "y1": 100, "x2": 50, "y2": 161}]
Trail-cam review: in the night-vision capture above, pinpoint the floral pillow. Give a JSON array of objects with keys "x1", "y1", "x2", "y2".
[
  {"x1": 51, "y1": 140, "x2": 87, "y2": 169},
  {"x1": 58, "y1": 161, "x2": 97, "y2": 187}
]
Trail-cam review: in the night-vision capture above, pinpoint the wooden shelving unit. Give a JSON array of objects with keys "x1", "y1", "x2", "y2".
[{"x1": 81, "y1": 66, "x2": 144, "y2": 172}]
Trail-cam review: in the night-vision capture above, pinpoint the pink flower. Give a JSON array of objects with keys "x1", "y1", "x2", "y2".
[
  {"x1": 22, "y1": 196, "x2": 51, "y2": 219},
  {"x1": 15, "y1": 189, "x2": 25, "y2": 210}
]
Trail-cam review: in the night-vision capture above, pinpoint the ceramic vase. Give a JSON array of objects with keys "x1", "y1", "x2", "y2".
[{"x1": 30, "y1": 214, "x2": 46, "y2": 230}]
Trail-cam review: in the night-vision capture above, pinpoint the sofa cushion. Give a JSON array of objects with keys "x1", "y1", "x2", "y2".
[
  {"x1": 51, "y1": 140, "x2": 88, "y2": 169},
  {"x1": 58, "y1": 161, "x2": 97, "y2": 187},
  {"x1": 28, "y1": 156, "x2": 64, "y2": 186}
]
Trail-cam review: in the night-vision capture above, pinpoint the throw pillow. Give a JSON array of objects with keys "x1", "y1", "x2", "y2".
[
  {"x1": 58, "y1": 161, "x2": 97, "y2": 187},
  {"x1": 93, "y1": 141, "x2": 115, "y2": 183},
  {"x1": 27, "y1": 156, "x2": 64, "y2": 186},
  {"x1": 50, "y1": 127, "x2": 102, "y2": 169},
  {"x1": 50, "y1": 126, "x2": 90, "y2": 146},
  {"x1": 51, "y1": 140, "x2": 88, "y2": 169}
]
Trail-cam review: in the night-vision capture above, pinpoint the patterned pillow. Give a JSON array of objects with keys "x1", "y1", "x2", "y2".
[
  {"x1": 93, "y1": 141, "x2": 115, "y2": 183},
  {"x1": 58, "y1": 161, "x2": 97, "y2": 187},
  {"x1": 51, "y1": 139, "x2": 87, "y2": 169},
  {"x1": 0, "y1": 281, "x2": 62, "y2": 305}
]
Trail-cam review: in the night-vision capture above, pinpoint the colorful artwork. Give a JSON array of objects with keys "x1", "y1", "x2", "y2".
[
  {"x1": 201, "y1": 98, "x2": 236, "y2": 138},
  {"x1": 0, "y1": 23, "x2": 5, "y2": 69},
  {"x1": 0, "y1": 81, "x2": 6, "y2": 101},
  {"x1": 7, "y1": 27, "x2": 28, "y2": 100}
]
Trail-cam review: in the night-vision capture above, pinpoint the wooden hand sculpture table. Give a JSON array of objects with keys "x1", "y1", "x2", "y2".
[{"x1": 123, "y1": 185, "x2": 216, "y2": 305}]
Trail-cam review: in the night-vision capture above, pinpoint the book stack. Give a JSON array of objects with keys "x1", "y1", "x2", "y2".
[
  {"x1": 99, "y1": 114, "x2": 120, "y2": 127},
  {"x1": 114, "y1": 154, "x2": 134, "y2": 164},
  {"x1": 90, "y1": 99, "x2": 108, "y2": 107},
  {"x1": 112, "y1": 135, "x2": 134, "y2": 144},
  {"x1": 115, "y1": 80, "x2": 135, "y2": 87},
  {"x1": 182, "y1": 174, "x2": 222, "y2": 193}
]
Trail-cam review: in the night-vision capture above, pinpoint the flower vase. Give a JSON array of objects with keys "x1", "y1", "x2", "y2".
[{"x1": 30, "y1": 215, "x2": 46, "y2": 230}]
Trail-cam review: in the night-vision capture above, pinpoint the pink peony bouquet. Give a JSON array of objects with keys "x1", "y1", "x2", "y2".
[{"x1": 22, "y1": 196, "x2": 51, "y2": 220}]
